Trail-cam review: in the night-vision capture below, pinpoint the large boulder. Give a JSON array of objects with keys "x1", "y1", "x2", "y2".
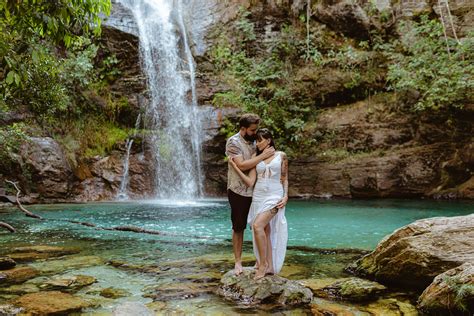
[
  {"x1": 314, "y1": 0, "x2": 379, "y2": 40},
  {"x1": 349, "y1": 214, "x2": 474, "y2": 289},
  {"x1": 217, "y1": 268, "x2": 313, "y2": 308},
  {"x1": 418, "y1": 262, "x2": 474, "y2": 314},
  {"x1": 20, "y1": 137, "x2": 73, "y2": 200}
]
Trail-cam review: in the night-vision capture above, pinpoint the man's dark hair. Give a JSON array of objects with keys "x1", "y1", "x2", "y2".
[{"x1": 239, "y1": 113, "x2": 260, "y2": 128}]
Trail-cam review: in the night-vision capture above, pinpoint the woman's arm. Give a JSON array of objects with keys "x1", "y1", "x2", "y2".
[
  {"x1": 276, "y1": 152, "x2": 289, "y2": 209},
  {"x1": 229, "y1": 158, "x2": 257, "y2": 187}
]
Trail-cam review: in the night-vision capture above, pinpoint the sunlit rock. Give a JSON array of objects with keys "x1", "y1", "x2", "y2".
[{"x1": 349, "y1": 214, "x2": 474, "y2": 289}]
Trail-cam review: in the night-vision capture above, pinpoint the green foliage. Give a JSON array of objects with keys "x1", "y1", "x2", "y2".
[
  {"x1": 387, "y1": 16, "x2": 474, "y2": 111},
  {"x1": 0, "y1": 123, "x2": 28, "y2": 172},
  {"x1": 54, "y1": 116, "x2": 129, "y2": 159},
  {"x1": 235, "y1": 7, "x2": 256, "y2": 44},
  {"x1": 442, "y1": 275, "x2": 474, "y2": 312},
  {"x1": 0, "y1": 123, "x2": 27, "y2": 154},
  {"x1": 0, "y1": 0, "x2": 111, "y2": 47}
]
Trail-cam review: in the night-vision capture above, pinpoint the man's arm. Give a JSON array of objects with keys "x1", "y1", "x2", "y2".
[{"x1": 233, "y1": 147, "x2": 275, "y2": 171}]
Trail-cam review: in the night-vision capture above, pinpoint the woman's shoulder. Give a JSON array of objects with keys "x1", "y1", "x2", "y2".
[{"x1": 277, "y1": 151, "x2": 287, "y2": 157}]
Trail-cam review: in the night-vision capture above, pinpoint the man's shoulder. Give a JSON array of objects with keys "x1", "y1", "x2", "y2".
[{"x1": 226, "y1": 132, "x2": 241, "y2": 145}]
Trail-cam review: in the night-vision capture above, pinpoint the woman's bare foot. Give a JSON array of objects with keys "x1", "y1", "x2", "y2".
[
  {"x1": 234, "y1": 262, "x2": 243, "y2": 276},
  {"x1": 254, "y1": 264, "x2": 267, "y2": 280},
  {"x1": 265, "y1": 267, "x2": 275, "y2": 276}
]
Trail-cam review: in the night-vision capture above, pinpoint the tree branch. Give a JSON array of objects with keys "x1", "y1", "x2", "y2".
[
  {"x1": 0, "y1": 221, "x2": 16, "y2": 233},
  {"x1": 5, "y1": 180, "x2": 42, "y2": 219}
]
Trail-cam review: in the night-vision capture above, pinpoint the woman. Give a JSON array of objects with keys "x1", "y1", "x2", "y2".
[{"x1": 229, "y1": 128, "x2": 288, "y2": 280}]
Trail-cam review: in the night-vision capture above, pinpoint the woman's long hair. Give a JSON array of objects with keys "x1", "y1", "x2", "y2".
[{"x1": 256, "y1": 128, "x2": 276, "y2": 156}]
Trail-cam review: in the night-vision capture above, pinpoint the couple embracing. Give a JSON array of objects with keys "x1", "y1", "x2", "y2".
[{"x1": 225, "y1": 113, "x2": 289, "y2": 280}]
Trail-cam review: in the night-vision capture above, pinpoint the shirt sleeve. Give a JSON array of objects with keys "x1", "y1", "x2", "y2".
[{"x1": 225, "y1": 137, "x2": 242, "y2": 158}]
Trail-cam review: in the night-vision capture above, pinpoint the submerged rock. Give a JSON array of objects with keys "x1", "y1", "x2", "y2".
[
  {"x1": 0, "y1": 266, "x2": 39, "y2": 285},
  {"x1": 311, "y1": 297, "x2": 362, "y2": 315},
  {"x1": 12, "y1": 291, "x2": 94, "y2": 315},
  {"x1": 418, "y1": 262, "x2": 474, "y2": 315},
  {"x1": 0, "y1": 257, "x2": 16, "y2": 270},
  {"x1": 112, "y1": 301, "x2": 153, "y2": 316},
  {"x1": 100, "y1": 287, "x2": 130, "y2": 299},
  {"x1": 40, "y1": 275, "x2": 97, "y2": 292},
  {"x1": 316, "y1": 277, "x2": 387, "y2": 302},
  {"x1": 0, "y1": 304, "x2": 24, "y2": 315},
  {"x1": 349, "y1": 214, "x2": 474, "y2": 289},
  {"x1": 360, "y1": 297, "x2": 418, "y2": 315},
  {"x1": 217, "y1": 268, "x2": 313, "y2": 308},
  {"x1": 7, "y1": 245, "x2": 80, "y2": 263}
]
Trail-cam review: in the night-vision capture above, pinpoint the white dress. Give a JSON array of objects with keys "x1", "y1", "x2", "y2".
[{"x1": 247, "y1": 152, "x2": 288, "y2": 274}]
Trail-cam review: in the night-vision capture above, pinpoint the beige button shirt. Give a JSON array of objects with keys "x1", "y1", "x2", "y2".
[{"x1": 225, "y1": 132, "x2": 256, "y2": 197}]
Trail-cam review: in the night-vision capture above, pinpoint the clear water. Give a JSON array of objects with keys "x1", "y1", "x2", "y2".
[{"x1": 0, "y1": 199, "x2": 472, "y2": 314}]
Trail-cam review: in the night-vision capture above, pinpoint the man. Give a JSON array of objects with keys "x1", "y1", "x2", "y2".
[{"x1": 225, "y1": 113, "x2": 275, "y2": 275}]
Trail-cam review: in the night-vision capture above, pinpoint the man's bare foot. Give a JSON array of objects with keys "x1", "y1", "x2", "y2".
[
  {"x1": 234, "y1": 262, "x2": 243, "y2": 276},
  {"x1": 254, "y1": 264, "x2": 267, "y2": 280}
]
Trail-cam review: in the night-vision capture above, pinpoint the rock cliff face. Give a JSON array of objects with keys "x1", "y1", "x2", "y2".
[
  {"x1": 194, "y1": 0, "x2": 474, "y2": 199},
  {"x1": 1, "y1": 0, "x2": 472, "y2": 202}
]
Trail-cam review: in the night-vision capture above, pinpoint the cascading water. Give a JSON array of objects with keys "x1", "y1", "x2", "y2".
[
  {"x1": 117, "y1": 138, "x2": 134, "y2": 200},
  {"x1": 117, "y1": 0, "x2": 204, "y2": 200},
  {"x1": 117, "y1": 114, "x2": 142, "y2": 200}
]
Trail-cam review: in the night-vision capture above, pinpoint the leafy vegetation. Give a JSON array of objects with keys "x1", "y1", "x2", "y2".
[
  {"x1": 0, "y1": 0, "x2": 133, "y2": 167},
  {"x1": 209, "y1": 8, "x2": 382, "y2": 156},
  {"x1": 386, "y1": 16, "x2": 474, "y2": 111}
]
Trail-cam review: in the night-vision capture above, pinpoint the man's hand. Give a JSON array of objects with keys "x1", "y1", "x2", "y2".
[
  {"x1": 260, "y1": 146, "x2": 275, "y2": 159},
  {"x1": 276, "y1": 196, "x2": 288, "y2": 209}
]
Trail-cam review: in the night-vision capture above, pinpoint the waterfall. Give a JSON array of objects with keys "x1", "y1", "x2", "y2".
[
  {"x1": 117, "y1": 114, "x2": 141, "y2": 200},
  {"x1": 117, "y1": 138, "x2": 134, "y2": 200},
  {"x1": 117, "y1": 0, "x2": 204, "y2": 200}
]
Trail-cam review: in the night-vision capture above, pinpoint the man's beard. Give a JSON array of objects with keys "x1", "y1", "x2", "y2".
[{"x1": 243, "y1": 133, "x2": 256, "y2": 142}]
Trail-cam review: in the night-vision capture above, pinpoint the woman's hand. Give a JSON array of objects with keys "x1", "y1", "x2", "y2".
[
  {"x1": 229, "y1": 157, "x2": 238, "y2": 170},
  {"x1": 276, "y1": 196, "x2": 288, "y2": 209}
]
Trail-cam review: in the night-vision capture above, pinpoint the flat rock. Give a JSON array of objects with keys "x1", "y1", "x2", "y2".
[
  {"x1": 418, "y1": 262, "x2": 474, "y2": 314},
  {"x1": 349, "y1": 214, "x2": 474, "y2": 289},
  {"x1": 216, "y1": 268, "x2": 313, "y2": 308},
  {"x1": 40, "y1": 275, "x2": 97, "y2": 292},
  {"x1": 12, "y1": 291, "x2": 94, "y2": 315},
  {"x1": 0, "y1": 266, "x2": 39, "y2": 285}
]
